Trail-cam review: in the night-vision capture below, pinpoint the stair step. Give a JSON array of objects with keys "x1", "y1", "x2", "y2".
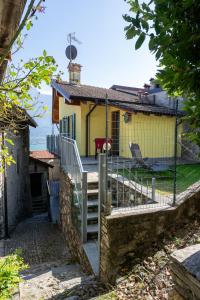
[
  {"x1": 87, "y1": 212, "x2": 98, "y2": 221},
  {"x1": 87, "y1": 189, "x2": 98, "y2": 196},
  {"x1": 88, "y1": 182, "x2": 99, "y2": 189},
  {"x1": 87, "y1": 199, "x2": 98, "y2": 207},
  {"x1": 87, "y1": 224, "x2": 98, "y2": 234}
]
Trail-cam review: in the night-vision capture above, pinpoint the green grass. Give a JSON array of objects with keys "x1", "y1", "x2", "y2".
[{"x1": 119, "y1": 164, "x2": 200, "y2": 195}]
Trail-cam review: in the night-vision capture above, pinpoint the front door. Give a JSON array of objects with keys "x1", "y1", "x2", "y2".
[{"x1": 111, "y1": 111, "x2": 120, "y2": 156}]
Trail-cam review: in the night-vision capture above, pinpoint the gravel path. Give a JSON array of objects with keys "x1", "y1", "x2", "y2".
[{"x1": 4, "y1": 214, "x2": 105, "y2": 300}]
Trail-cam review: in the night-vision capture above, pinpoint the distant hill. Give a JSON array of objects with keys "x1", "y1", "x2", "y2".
[{"x1": 29, "y1": 92, "x2": 58, "y2": 150}]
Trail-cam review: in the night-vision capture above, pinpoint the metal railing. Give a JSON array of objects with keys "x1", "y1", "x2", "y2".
[
  {"x1": 47, "y1": 135, "x2": 88, "y2": 243},
  {"x1": 97, "y1": 98, "x2": 200, "y2": 215},
  {"x1": 47, "y1": 134, "x2": 60, "y2": 156}
]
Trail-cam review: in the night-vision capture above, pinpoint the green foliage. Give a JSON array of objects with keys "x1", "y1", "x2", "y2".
[
  {"x1": 0, "y1": 250, "x2": 28, "y2": 300},
  {"x1": 0, "y1": 1, "x2": 63, "y2": 169},
  {"x1": 124, "y1": 0, "x2": 200, "y2": 146}
]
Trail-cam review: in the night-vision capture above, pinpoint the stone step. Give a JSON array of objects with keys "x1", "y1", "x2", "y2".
[
  {"x1": 87, "y1": 224, "x2": 98, "y2": 234},
  {"x1": 87, "y1": 189, "x2": 98, "y2": 196},
  {"x1": 87, "y1": 199, "x2": 98, "y2": 207},
  {"x1": 87, "y1": 212, "x2": 98, "y2": 221},
  {"x1": 87, "y1": 181, "x2": 98, "y2": 190}
]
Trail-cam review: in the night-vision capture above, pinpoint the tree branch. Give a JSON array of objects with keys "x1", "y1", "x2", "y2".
[{"x1": 0, "y1": 0, "x2": 45, "y2": 68}]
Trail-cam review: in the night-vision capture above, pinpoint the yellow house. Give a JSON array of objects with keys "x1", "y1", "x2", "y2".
[{"x1": 51, "y1": 65, "x2": 182, "y2": 159}]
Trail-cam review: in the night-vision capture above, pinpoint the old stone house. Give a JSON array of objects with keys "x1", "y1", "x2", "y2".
[{"x1": 0, "y1": 114, "x2": 37, "y2": 238}]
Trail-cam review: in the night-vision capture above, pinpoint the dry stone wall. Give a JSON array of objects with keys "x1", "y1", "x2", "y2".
[
  {"x1": 99, "y1": 181, "x2": 200, "y2": 284},
  {"x1": 59, "y1": 170, "x2": 92, "y2": 274}
]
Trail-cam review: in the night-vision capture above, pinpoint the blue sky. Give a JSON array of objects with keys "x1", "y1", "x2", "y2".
[{"x1": 19, "y1": 0, "x2": 157, "y2": 94}]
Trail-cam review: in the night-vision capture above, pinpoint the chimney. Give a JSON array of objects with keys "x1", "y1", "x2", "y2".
[{"x1": 68, "y1": 63, "x2": 82, "y2": 84}]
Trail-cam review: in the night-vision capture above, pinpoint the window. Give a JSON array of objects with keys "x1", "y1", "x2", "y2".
[{"x1": 60, "y1": 114, "x2": 76, "y2": 139}]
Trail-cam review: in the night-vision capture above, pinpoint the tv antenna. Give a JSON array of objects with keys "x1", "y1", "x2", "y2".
[{"x1": 65, "y1": 32, "x2": 82, "y2": 64}]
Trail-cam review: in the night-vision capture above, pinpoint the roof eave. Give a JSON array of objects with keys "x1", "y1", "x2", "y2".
[
  {"x1": 111, "y1": 102, "x2": 184, "y2": 117},
  {"x1": 69, "y1": 95, "x2": 139, "y2": 105},
  {"x1": 29, "y1": 156, "x2": 54, "y2": 168},
  {"x1": 51, "y1": 79, "x2": 71, "y2": 103}
]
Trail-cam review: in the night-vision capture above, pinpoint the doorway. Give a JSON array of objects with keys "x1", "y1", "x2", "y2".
[
  {"x1": 30, "y1": 173, "x2": 47, "y2": 213},
  {"x1": 30, "y1": 173, "x2": 42, "y2": 197},
  {"x1": 111, "y1": 111, "x2": 120, "y2": 156}
]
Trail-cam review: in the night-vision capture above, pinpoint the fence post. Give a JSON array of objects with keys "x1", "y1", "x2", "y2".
[
  {"x1": 46, "y1": 135, "x2": 49, "y2": 151},
  {"x1": 98, "y1": 153, "x2": 107, "y2": 274},
  {"x1": 152, "y1": 177, "x2": 156, "y2": 202},
  {"x1": 81, "y1": 171, "x2": 88, "y2": 243},
  {"x1": 173, "y1": 99, "x2": 179, "y2": 206}
]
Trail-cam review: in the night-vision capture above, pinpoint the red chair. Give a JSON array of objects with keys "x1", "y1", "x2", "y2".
[{"x1": 94, "y1": 138, "x2": 112, "y2": 159}]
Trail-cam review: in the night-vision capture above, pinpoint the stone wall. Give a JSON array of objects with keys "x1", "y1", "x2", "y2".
[
  {"x1": 59, "y1": 170, "x2": 92, "y2": 274},
  {"x1": 0, "y1": 132, "x2": 4, "y2": 238},
  {"x1": 99, "y1": 181, "x2": 200, "y2": 284},
  {"x1": 171, "y1": 244, "x2": 200, "y2": 300},
  {"x1": 6, "y1": 128, "x2": 31, "y2": 231},
  {"x1": 110, "y1": 175, "x2": 150, "y2": 207}
]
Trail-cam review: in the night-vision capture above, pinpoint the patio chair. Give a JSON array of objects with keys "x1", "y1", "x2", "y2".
[
  {"x1": 94, "y1": 138, "x2": 112, "y2": 159},
  {"x1": 129, "y1": 143, "x2": 170, "y2": 172}
]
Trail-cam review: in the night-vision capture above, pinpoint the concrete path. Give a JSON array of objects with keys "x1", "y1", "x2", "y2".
[{"x1": 3, "y1": 214, "x2": 96, "y2": 300}]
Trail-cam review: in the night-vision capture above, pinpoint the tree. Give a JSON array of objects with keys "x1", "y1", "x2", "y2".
[
  {"x1": 0, "y1": 0, "x2": 61, "y2": 169},
  {"x1": 124, "y1": 0, "x2": 200, "y2": 146}
]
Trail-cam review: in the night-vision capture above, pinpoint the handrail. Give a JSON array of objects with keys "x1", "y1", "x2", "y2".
[
  {"x1": 62, "y1": 136, "x2": 84, "y2": 173},
  {"x1": 47, "y1": 134, "x2": 88, "y2": 243}
]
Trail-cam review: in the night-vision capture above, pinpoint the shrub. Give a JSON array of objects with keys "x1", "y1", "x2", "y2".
[{"x1": 0, "y1": 250, "x2": 28, "y2": 300}]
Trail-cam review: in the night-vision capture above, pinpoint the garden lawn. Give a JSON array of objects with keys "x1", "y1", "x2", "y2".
[{"x1": 120, "y1": 164, "x2": 200, "y2": 195}]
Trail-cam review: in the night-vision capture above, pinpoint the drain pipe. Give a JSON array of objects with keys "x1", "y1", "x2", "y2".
[{"x1": 86, "y1": 103, "x2": 97, "y2": 157}]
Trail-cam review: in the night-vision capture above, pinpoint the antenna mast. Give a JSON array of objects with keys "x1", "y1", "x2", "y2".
[{"x1": 67, "y1": 32, "x2": 82, "y2": 65}]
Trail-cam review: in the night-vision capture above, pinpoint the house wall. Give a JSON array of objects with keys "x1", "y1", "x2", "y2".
[
  {"x1": 58, "y1": 97, "x2": 181, "y2": 158},
  {"x1": 148, "y1": 91, "x2": 184, "y2": 111},
  {"x1": 117, "y1": 110, "x2": 182, "y2": 158},
  {"x1": 39, "y1": 158, "x2": 60, "y2": 181},
  {"x1": 6, "y1": 128, "x2": 31, "y2": 232},
  {"x1": 59, "y1": 97, "x2": 82, "y2": 154},
  {"x1": 81, "y1": 102, "x2": 107, "y2": 156}
]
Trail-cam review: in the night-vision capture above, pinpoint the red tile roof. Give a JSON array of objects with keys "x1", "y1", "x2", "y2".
[{"x1": 30, "y1": 150, "x2": 56, "y2": 159}]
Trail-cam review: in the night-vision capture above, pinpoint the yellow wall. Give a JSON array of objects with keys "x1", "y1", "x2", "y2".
[
  {"x1": 80, "y1": 102, "x2": 107, "y2": 156},
  {"x1": 59, "y1": 97, "x2": 181, "y2": 158},
  {"x1": 117, "y1": 110, "x2": 179, "y2": 158},
  {"x1": 59, "y1": 97, "x2": 82, "y2": 154}
]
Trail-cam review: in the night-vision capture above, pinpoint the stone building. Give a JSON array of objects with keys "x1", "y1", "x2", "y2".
[
  {"x1": 30, "y1": 150, "x2": 60, "y2": 181},
  {"x1": 29, "y1": 155, "x2": 53, "y2": 214},
  {"x1": 0, "y1": 115, "x2": 37, "y2": 238}
]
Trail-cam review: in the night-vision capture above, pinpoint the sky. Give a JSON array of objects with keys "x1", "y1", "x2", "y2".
[{"x1": 18, "y1": 0, "x2": 157, "y2": 95}]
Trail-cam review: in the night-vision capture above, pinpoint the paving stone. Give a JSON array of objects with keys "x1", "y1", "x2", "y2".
[
  {"x1": 3, "y1": 214, "x2": 88, "y2": 300},
  {"x1": 63, "y1": 296, "x2": 80, "y2": 300},
  {"x1": 3, "y1": 213, "x2": 107, "y2": 300}
]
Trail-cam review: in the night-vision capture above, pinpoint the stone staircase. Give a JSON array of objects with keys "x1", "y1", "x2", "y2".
[
  {"x1": 32, "y1": 197, "x2": 48, "y2": 213},
  {"x1": 87, "y1": 179, "x2": 99, "y2": 241}
]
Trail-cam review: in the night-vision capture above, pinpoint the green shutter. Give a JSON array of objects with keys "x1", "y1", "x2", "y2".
[
  {"x1": 67, "y1": 116, "x2": 70, "y2": 137},
  {"x1": 72, "y1": 113, "x2": 76, "y2": 139},
  {"x1": 59, "y1": 120, "x2": 63, "y2": 134}
]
